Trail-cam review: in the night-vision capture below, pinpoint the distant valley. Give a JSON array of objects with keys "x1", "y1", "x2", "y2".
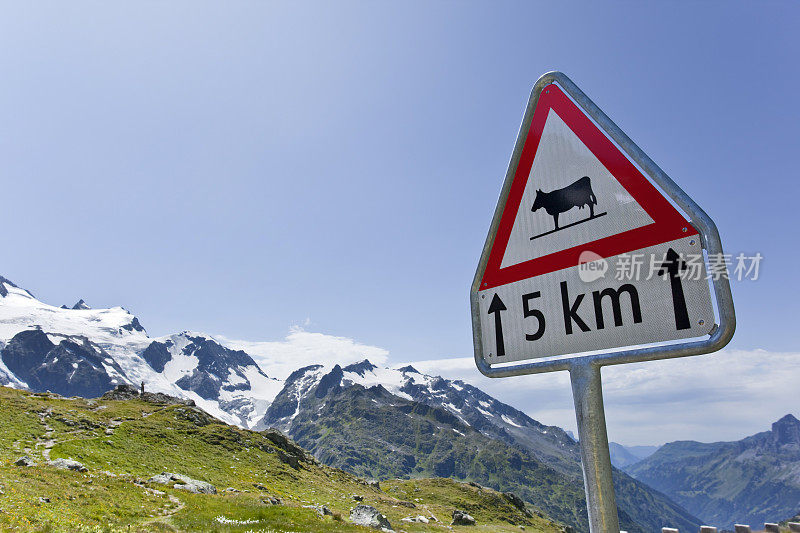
[{"x1": 625, "y1": 414, "x2": 800, "y2": 528}]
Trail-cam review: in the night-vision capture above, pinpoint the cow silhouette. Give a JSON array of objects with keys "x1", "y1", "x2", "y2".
[{"x1": 531, "y1": 176, "x2": 597, "y2": 230}]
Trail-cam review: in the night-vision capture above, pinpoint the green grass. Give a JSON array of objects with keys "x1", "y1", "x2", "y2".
[{"x1": 0, "y1": 387, "x2": 565, "y2": 532}]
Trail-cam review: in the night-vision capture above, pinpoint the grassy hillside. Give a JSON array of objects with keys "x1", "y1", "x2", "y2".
[
  {"x1": 269, "y1": 377, "x2": 701, "y2": 533},
  {"x1": 0, "y1": 386, "x2": 564, "y2": 532}
]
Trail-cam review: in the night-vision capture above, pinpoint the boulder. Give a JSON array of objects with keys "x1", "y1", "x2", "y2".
[
  {"x1": 503, "y1": 491, "x2": 533, "y2": 517},
  {"x1": 14, "y1": 456, "x2": 36, "y2": 467},
  {"x1": 401, "y1": 515, "x2": 430, "y2": 524},
  {"x1": 452, "y1": 509, "x2": 476, "y2": 526},
  {"x1": 303, "y1": 504, "x2": 333, "y2": 516},
  {"x1": 147, "y1": 472, "x2": 216, "y2": 494},
  {"x1": 350, "y1": 504, "x2": 393, "y2": 530},
  {"x1": 49, "y1": 458, "x2": 87, "y2": 472}
]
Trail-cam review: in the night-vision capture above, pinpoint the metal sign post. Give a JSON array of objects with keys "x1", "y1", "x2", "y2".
[
  {"x1": 471, "y1": 71, "x2": 735, "y2": 532},
  {"x1": 570, "y1": 361, "x2": 618, "y2": 531}
]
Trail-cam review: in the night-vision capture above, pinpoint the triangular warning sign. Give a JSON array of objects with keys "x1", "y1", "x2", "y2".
[{"x1": 480, "y1": 83, "x2": 695, "y2": 291}]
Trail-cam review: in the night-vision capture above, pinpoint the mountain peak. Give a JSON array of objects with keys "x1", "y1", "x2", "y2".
[
  {"x1": 772, "y1": 413, "x2": 800, "y2": 445},
  {"x1": 0, "y1": 276, "x2": 33, "y2": 298},
  {"x1": 396, "y1": 365, "x2": 420, "y2": 374},
  {"x1": 72, "y1": 299, "x2": 91, "y2": 310},
  {"x1": 342, "y1": 359, "x2": 377, "y2": 376}
]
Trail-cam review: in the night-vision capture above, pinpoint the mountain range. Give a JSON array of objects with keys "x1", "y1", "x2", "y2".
[
  {"x1": 625, "y1": 413, "x2": 800, "y2": 528},
  {"x1": 609, "y1": 442, "x2": 659, "y2": 468},
  {"x1": 0, "y1": 275, "x2": 720, "y2": 531}
]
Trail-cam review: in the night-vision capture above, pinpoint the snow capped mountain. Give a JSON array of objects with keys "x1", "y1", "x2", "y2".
[
  {"x1": 260, "y1": 359, "x2": 578, "y2": 473},
  {"x1": 0, "y1": 276, "x2": 280, "y2": 428},
  {"x1": 142, "y1": 332, "x2": 283, "y2": 428}
]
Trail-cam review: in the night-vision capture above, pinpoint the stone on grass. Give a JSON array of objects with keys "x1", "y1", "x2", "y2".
[
  {"x1": 401, "y1": 515, "x2": 430, "y2": 524},
  {"x1": 14, "y1": 456, "x2": 35, "y2": 467},
  {"x1": 350, "y1": 504, "x2": 393, "y2": 530},
  {"x1": 303, "y1": 504, "x2": 333, "y2": 516},
  {"x1": 49, "y1": 458, "x2": 87, "y2": 472},
  {"x1": 452, "y1": 509, "x2": 476, "y2": 526},
  {"x1": 147, "y1": 472, "x2": 216, "y2": 494}
]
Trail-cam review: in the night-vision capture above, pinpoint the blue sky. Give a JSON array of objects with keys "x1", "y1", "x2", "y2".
[{"x1": 1, "y1": 2, "x2": 798, "y2": 442}]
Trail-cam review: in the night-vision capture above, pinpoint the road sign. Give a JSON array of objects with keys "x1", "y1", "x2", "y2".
[
  {"x1": 470, "y1": 72, "x2": 735, "y2": 533},
  {"x1": 471, "y1": 72, "x2": 734, "y2": 374},
  {"x1": 475, "y1": 80, "x2": 716, "y2": 365}
]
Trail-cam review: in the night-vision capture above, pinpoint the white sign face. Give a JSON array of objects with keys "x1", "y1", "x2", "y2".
[
  {"x1": 473, "y1": 82, "x2": 717, "y2": 365},
  {"x1": 478, "y1": 237, "x2": 714, "y2": 364}
]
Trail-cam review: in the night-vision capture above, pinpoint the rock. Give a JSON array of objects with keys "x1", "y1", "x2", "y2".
[
  {"x1": 367, "y1": 479, "x2": 381, "y2": 491},
  {"x1": 100, "y1": 384, "x2": 195, "y2": 406},
  {"x1": 225, "y1": 487, "x2": 240, "y2": 493},
  {"x1": 49, "y1": 458, "x2": 87, "y2": 472},
  {"x1": 451, "y1": 509, "x2": 476, "y2": 526},
  {"x1": 350, "y1": 504, "x2": 393, "y2": 530},
  {"x1": 303, "y1": 504, "x2": 333, "y2": 516},
  {"x1": 14, "y1": 456, "x2": 35, "y2": 467},
  {"x1": 38, "y1": 497, "x2": 50, "y2": 503},
  {"x1": 503, "y1": 491, "x2": 533, "y2": 518},
  {"x1": 261, "y1": 429, "x2": 315, "y2": 466},
  {"x1": 396, "y1": 500, "x2": 416, "y2": 508},
  {"x1": 147, "y1": 472, "x2": 216, "y2": 494},
  {"x1": 147, "y1": 473, "x2": 174, "y2": 484},
  {"x1": 401, "y1": 515, "x2": 430, "y2": 524},
  {"x1": 352, "y1": 494, "x2": 364, "y2": 501},
  {"x1": 261, "y1": 496, "x2": 282, "y2": 505},
  {"x1": 100, "y1": 384, "x2": 140, "y2": 400}
]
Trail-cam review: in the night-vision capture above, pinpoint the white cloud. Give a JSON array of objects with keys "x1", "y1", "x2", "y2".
[
  {"x1": 215, "y1": 326, "x2": 389, "y2": 380},
  {"x1": 408, "y1": 349, "x2": 800, "y2": 446}
]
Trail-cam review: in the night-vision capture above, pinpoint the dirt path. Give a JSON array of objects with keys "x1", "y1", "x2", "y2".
[{"x1": 34, "y1": 408, "x2": 56, "y2": 461}]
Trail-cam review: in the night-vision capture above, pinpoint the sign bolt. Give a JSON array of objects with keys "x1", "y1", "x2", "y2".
[{"x1": 698, "y1": 319, "x2": 705, "y2": 326}]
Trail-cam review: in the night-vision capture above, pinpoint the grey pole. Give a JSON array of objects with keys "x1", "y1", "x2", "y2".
[{"x1": 570, "y1": 361, "x2": 620, "y2": 533}]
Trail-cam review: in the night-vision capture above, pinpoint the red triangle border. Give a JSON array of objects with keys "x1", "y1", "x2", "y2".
[{"x1": 480, "y1": 84, "x2": 696, "y2": 291}]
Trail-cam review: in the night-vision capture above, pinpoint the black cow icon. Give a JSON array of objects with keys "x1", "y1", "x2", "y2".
[{"x1": 530, "y1": 176, "x2": 607, "y2": 241}]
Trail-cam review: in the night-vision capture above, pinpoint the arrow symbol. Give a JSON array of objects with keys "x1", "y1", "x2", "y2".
[
  {"x1": 658, "y1": 248, "x2": 690, "y2": 330},
  {"x1": 488, "y1": 294, "x2": 507, "y2": 357}
]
